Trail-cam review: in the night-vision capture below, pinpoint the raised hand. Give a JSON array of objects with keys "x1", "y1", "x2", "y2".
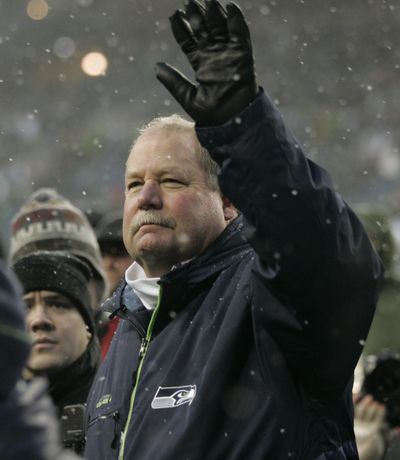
[{"x1": 156, "y1": 0, "x2": 258, "y2": 126}]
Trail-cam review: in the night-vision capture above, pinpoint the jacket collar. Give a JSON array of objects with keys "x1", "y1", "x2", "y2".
[
  {"x1": 160, "y1": 215, "x2": 250, "y2": 286},
  {"x1": 101, "y1": 215, "x2": 251, "y2": 322}
]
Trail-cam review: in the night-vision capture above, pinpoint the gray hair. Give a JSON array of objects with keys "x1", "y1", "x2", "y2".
[{"x1": 131, "y1": 114, "x2": 220, "y2": 191}]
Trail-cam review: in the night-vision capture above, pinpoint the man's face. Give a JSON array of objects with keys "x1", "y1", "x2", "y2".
[
  {"x1": 24, "y1": 290, "x2": 91, "y2": 375},
  {"x1": 123, "y1": 128, "x2": 230, "y2": 276}
]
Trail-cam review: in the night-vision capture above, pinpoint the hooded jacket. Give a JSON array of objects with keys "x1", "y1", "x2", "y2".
[{"x1": 84, "y1": 90, "x2": 383, "y2": 460}]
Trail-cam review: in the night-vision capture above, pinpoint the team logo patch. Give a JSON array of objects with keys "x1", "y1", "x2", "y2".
[{"x1": 151, "y1": 385, "x2": 197, "y2": 409}]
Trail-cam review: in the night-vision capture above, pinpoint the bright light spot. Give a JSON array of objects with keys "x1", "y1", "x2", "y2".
[
  {"x1": 27, "y1": 0, "x2": 49, "y2": 20},
  {"x1": 81, "y1": 52, "x2": 108, "y2": 77},
  {"x1": 260, "y1": 5, "x2": 270, "y2": 15},
  {"x1": 53, "y1": 37, "x2": 76, "y2": 59}
]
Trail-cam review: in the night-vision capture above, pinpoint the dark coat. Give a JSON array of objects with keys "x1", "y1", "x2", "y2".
[
  {"x1": 84, "y1": 90, "x2": 383, "y2": 460},
  {"x1": 47, "y1": 337, "x2": 100, "y2": 455},
  {"x1": 48, "y1": 337, "x2": 100, "y2": 413}
]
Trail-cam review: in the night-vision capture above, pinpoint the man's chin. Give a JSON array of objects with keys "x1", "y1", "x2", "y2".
[
  {"x1": 26, "y1": 360, "x2": 64, "y2": 376},
  {"x1": 134, "y1": 242, "x2": 182, "y2": 274},
  {"x1": 135, "y1": 234, "x2": 174, "y2": 255}
]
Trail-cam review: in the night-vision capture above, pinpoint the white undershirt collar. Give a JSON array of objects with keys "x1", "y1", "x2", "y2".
[{"x1": 125, "y1": 262, "x2": 160, "y2": 311}]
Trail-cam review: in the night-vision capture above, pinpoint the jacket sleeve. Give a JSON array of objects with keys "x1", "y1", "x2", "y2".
[{"x1": 196, "y1": 89, "x2": 384, "y2": 397}]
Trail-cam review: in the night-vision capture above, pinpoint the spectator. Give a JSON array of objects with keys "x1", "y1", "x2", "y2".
[
  {"x1": 84, "y1": 2, "x2": 382, "y2": 459},
  {"x1": 9, "y1": 188, "x2": 108, "y2": 311},
  {"x1": 356, "y1": 208, "x2": 400, "y2": 355},
  {"x1": 96, "y1": 210, "x2": 132, "y2": 296},
  {"x1": 95, "y1": 210, "x2": 132, "y2": 359},
  {"x1": 353, "y1": 208, "x2": 400, "y2": 458},
  {"x1": 354, "y1": 352, "x2": 400, "y2": 459},
  {"x1": 12, "y1": 250, "x2": 101, "y2": 454},
  {"x1": 0, "y1": 261, "x2": 30, "y2": 400},
  {"x1": 0, "y1": 261, "x2": 79, "y2": 460}
]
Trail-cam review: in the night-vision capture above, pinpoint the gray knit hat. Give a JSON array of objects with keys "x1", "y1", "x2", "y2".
[{"x1": 9, "y1": 188, "x2": 108, "y2": 306}]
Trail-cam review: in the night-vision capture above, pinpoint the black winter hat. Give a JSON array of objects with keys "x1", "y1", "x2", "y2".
[
  {"x1": 12, "y1": 250, "x2": 95, "y2": 334},
  {"x1": 95, "y1": 210, "x2": 128, "y2": 256}
]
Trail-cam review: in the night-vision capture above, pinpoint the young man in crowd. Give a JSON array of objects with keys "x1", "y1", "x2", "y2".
[
  {"x1": 12, "y1": 250, "x2": 100, "y2": 455},
  {"x1": 84, "y1": 1, "x2": 383, "y2": 459},
  {"x1": 0, "y1": 261, "x2": 80, "y2": 459}
]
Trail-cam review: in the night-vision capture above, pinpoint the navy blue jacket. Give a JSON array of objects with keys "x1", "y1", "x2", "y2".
[{"x1": 84, "y1": 91, "x2": 383, "y2": 460}]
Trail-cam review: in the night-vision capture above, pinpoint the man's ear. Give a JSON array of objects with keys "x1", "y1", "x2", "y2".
[
  {"x1": 222, "y1": 195, "x2": 238, "y2": 222},
  {"x1": 86, "y1": 325, "x2": 93, "y2": 342}
]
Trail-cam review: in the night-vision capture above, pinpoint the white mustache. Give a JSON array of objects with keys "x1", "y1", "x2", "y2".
[{"x1": 130, "y1": 212, "x2": 176, "y2": 236}]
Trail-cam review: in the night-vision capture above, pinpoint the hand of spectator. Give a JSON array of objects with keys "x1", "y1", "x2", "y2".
[
  {"x1": 155, "y1": 0, "x2": 258, "y2": 126},
  {"x1": 354, "y1": 394, "x2": 390, "y2": 460}
]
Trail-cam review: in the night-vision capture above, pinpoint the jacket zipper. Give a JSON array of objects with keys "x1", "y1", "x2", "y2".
[
  {"x1": 110, "y1": 304, "x2": 147, "y2": 338},
  {"x1": 118, "y1": 286, "x2": 163, "y2": 460}
]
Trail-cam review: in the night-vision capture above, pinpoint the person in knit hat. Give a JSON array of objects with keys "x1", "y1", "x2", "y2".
[
  {"x1": 0, "y1": 261, "x2": 81, "y2": 460},
  {"x1": 9, "y1": 188, "x2": 108, "y2": 310},
  {"x1": 12, "y1": 250, "x2": 101, "y2": 455}
]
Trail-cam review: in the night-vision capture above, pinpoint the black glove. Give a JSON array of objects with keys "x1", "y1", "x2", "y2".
[{"x1": 156, "y1": 0, "x2": 258, "y2": 126}]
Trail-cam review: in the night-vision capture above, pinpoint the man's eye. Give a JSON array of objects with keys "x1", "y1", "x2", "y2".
[
  {"x1": 162, "y1": 178, "x2": 183, "y2": 187},
  {"x1": 47, "y1": 300, "x2": 73, "y2": 309},
  {"x1": 24, "y1": 302, "x2": 33, "y2": 310},
  {"x1": 127, "y1": 181, "x2": 142, "y2": 191}
]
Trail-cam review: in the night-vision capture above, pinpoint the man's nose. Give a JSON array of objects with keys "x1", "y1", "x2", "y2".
[
  {"x1": 137, "y1": 181, "x2": 162, "y2": 210},
  {"x1": 28, "y1": 305, "x2": 54, "y2": 333}
]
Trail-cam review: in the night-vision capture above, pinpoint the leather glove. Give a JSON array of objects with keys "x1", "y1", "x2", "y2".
[{"x1": 156, "y1": 0, "x2": 258, "y2": 126}]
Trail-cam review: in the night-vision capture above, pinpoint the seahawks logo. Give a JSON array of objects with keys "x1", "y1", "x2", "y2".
[{"x1": 151, "y1": 385, "x2": 197, "y2": 409}]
